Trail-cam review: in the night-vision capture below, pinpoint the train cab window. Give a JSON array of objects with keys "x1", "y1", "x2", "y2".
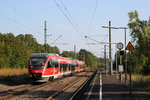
[{"x1": 30, "y1": 57, "x2": 47, "y2": 70}]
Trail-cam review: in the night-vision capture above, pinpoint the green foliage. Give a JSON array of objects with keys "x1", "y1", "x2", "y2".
[
  {"x1": 61, "y1": 49, "x2": 102, "y2": 68},
  {"x1": 61, "y1": 51, "x2": 74, "y2": 58},
  {"x1": 127, "y1": 10, "x2": 150, "y2": 75},
  {"x1": 0, "y1": 33, "x2": 102, "y2": 69},
  {"x1": 0, "y1": 33, "x2": 59, "y2": 68},
  {"x1": 79, "y1": 49, "x2": 102, "y2": 68}
]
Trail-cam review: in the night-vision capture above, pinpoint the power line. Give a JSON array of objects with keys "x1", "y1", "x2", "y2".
[
  {"x1": 53, "y1": 0, "x2": 97, "y2": 55},
  {"x1": 101, "y1": 35, "x2": 109, "y2": 42},
  {"x1": 53, "y1": 0, "x2": 83, "y2": 36},
  {"x1": 0, "y1": 0, "x2": 42, "y2": 35},
  {"x1": 2, "y1": 0, "x2": 40, "y2": 25},
  {"x1": 87, "y1": 0, "x2": 99, "y2": 34},
  {"x1": 86, "y1": 0, "x2": 100, "y2": 55},
  {"x1": 59, "y1": 0, "x2": 81, "y2": 33},
  {"x1": 0, "y1": 14, "x2": 40, "y2": 34}
]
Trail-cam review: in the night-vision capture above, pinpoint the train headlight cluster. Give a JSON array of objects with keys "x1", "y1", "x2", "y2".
[{"x1": 32, "y1": 73, "x2": 42, "y2": 77}]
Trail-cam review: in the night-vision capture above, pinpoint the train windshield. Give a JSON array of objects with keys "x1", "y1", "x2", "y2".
[{"x1": 30, "y1": 57, "x2": 47, "y2": 70}]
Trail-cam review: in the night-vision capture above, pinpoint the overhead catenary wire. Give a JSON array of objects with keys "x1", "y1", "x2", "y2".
[
  {"x1": 0, "y1": 0, "x2": 43, "y2": 37},
  {"x1": 53, "y1": 0, "x2": 83, "y2": 36},
  {"x1": 86, "y1": 0, "x2": 101, "y2": 56},
  {"x1": 53, "y1": 0, "x2": 93, "y2": 53},
  {"x1": 0, "y1": 14, "x2": 40, "y2": 34},
  {"x1": 87, "y1": 0, "x2": 99, "y2": 34},
  {"x1": 59, "y1": 0, "x2": 81, "y2": 32},
  {"x1": 2, "y1": 0, "x2": 40, "y2": 25},
  {"x1": 101, "y1": 35, "x2": 109, "y2": 43},
  {"x1": 53, "y1": 0, "x2": 100, "y2": 55},
  {"x1": 85, "y1": 38, "x2": 98, "y2": 57}
]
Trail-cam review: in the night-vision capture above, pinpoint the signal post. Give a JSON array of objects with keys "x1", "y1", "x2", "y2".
[{"x1": 126, "y1": 41, "x2": 134, "y2": 95}]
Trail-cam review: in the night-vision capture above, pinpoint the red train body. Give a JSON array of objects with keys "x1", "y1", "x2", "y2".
[{"x1": 28, "y1": 53, "x2": 85, "y2": 82}]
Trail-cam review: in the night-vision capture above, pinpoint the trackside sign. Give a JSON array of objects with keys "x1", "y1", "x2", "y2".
[{"x1": 126, "y1": 42, "x2": 134, "y2": 50}]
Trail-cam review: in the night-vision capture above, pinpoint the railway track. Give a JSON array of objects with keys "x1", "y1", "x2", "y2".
[
  {"x1": 46, "y1": 70, "x2": 97, "y2": 100},
  {"x1": 0, "y1": 71, "x2": 92, "y2": 100},
  {"x1": 70, "y1": 70, "x2": 97, "y2": 100},
  {"x1": 0, "y1": 79, "x2": 60, "y2": 100},
  {"x1": 0, "y1": 73, "x2": 77, "y2": 100}
]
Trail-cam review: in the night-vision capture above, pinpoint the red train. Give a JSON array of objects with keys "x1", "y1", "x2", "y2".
[{"x1": 28, "y1": 53, "x2": 85, "y2": 82}]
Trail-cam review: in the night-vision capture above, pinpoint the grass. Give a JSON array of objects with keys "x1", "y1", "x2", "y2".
[
  {"x1": 0, "y1": 68, "x2": 28, "y2": 76},
  {"x1": 0, "y1": 68, "x2": 29, "y2": 84},
  {"x1": 121, "y1": 73, "x2": 150, "y2": 88},
  {"x1": 131, "y1": 74, "x2": 150, "y2": 88}
]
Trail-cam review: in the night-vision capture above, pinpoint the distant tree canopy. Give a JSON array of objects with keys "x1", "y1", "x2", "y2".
[
  {"x1": 113, "y1": 10, "x2": 150, "y2": 75},
  {"x1": 112, "y1": 10, "x2": 150, "y2": 75},
  {"x1": 60, "y1": 49, "x2": 102, "y2": 68},
  {"x1": 0, "y1": 33, "x2": 103, "y2": 68},
  {"x1": 128, "y1": 10, "x2": 150, "y2": 75}
]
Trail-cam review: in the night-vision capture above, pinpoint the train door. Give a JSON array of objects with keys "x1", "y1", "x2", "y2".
[
  {"x1": 54, "y1": 59, "x2": 59, "y2": 74},
  {"x1": 58, "y1": 60, "x2": 60, "y2": 74},
  {"x1": 51, "y1": 58, "x2": 59, "y2": 75},
  {"x1": 51, "y1": 59, "x2": 55, "y2": 75},
  {"x1": 59, "y1": 63, "x2": 62, "y2": 74},
  {"x1": 59, "y1": 60, "x2": 63, "y2": 74},
  {"x1": 47, "y1": 59, "x2": 54, "y2": 75}
]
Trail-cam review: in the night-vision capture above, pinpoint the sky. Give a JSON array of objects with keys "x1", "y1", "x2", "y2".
[{"x1": 0, "y1": 0, "x2": 150, "y2": 58}]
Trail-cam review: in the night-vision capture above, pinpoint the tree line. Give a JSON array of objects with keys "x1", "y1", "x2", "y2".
[
  {"x1": 113, "y1": 10, "x2": 150, "y2": 75},
  {"x1": 0, "y1": 33, "x2": 102, "y2": 68}
]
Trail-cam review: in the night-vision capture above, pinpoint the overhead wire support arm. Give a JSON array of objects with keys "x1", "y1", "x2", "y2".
[
  {"x1": 118, "y1": 27, "x2": 128, "y2": 29},
  {"x1": 102, "y1": 26, "x2": 119, "y2": 29},
  {"x1": 52, "y1": 43, "x2": 68, "y2": 45},
  {"x1": 50, "y1": 35, "x2": 62, "y2": 45},
  {"x1": 87, "y1": 34, "x2": 108, "y2": 37},
  {"x1": 85, "y1": 36, "x2": 103, "y2": 44}
]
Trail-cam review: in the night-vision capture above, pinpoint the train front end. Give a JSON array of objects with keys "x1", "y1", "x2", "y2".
[{"x1": 28, "y1": 53, "x2": 49, "y2": 82}]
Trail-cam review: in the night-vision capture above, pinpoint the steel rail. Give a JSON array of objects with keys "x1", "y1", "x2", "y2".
[
  {"x1": 46, "y1": 76, "x2": 83, "y2": 100},
  {"x1": 0, "y1": 75, "x2": 71, "y2": 100},
  {"x1": 70, "y1": 70, "x2": 97, "y2": 100}
]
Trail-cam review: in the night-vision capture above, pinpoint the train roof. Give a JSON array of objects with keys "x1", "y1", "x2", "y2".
[
  {"x1": 30, "y1": 53, "x2": 84, "y2": 64},
  {"x1": 30, "y1": 53, "x2": 59, "y2": 58}
]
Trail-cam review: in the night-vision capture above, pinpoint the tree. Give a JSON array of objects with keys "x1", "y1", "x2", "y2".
[
  {"x1": 61, "y1": 51, "x2": 74, "y2": 58},
  {"x1": 128, "y1": 10, "x2": 150, "y2": 74}
]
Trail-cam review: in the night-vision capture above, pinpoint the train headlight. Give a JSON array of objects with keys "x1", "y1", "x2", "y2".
[{"x1": 31, "y1": 66, "x2": 33, "y2": 68}]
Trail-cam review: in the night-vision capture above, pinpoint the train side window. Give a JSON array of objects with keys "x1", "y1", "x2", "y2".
[
  {"x1": 47, "y1": 60, "x2": 52, "y2": 68},
  {"x1": 51, "y1": 59, "x2": 58, "y2": 68},
  {"x1": 63, "y1": 64, "x2": 65, "y2": 71},
  {"x1": 63, "y1": 64, "x2": 67, "y2": 71},
  {"x1": 69, "y1": 64, "x2": 70, "y2": 70},
  {"x1": 54, "y1": 61, "x2": 58, "y2": 68},
  {"x1": 71, "y1": 64, "x2": 75, "y2": 71}
]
